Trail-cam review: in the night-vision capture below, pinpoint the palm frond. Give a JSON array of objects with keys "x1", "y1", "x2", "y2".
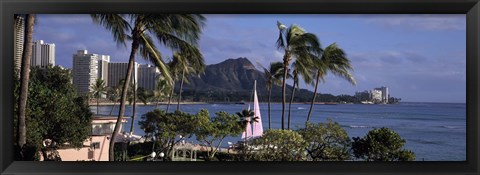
[
  {"x1": 90, "y1": 14, "x2": 130, "y2": 48},
  {"x1": 138, "y1": 33, "x2": 173, "y2": 86}
]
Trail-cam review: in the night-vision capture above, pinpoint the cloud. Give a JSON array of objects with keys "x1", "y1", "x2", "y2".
[{"x1": 364, "y1": 14, "x2": 465, "y2": 31}]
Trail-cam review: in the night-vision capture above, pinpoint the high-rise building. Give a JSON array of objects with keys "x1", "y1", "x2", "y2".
[
  {"x1": 108, "y1": 62, "x2": 139, "y2": 89},
  {"x1": 14, "y1": 16, "x2": 24, "y2": 72},
  {"x1": 374, "y1": 86, "x2": 389, "y2": 103},
  {"x1": 370, "y1": 89, "x2": 382, "y2": 103},
  {"x1": 72, "y1": 50, "x2": 109, "y2": 96},
  {"x1": 31, "y1": 40, "x2": 55, "y2": 68},
  {"x1": 98, "y1": 55, "x2": 110, "y2": 85},
  {"x1": 138, "y1": 64, "x2": 160, "y2": 91}
]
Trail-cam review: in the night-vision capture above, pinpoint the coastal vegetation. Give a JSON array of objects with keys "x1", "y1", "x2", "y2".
[
  {"x1": 14, "y1": 66, "x2": 92, "y2": 161},
  {"x1": 135, "y1": 109, "x2": 414, "y2": 161}
]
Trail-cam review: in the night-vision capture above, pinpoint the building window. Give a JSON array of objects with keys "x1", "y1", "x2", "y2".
[{"x1": 91, "y1": 142, "x2": 100, "y2": 149}]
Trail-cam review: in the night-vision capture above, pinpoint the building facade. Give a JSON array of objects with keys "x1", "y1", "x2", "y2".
[
  {"x1": 138, "y1": 64, "x2": 160, "y2": 91},
  {"x1": 370, "y1": 89, "x2": 382, "y2": 103},
  {"x1": 107, "y1": 62, "x2": 139, "y2": 89},
  {"x1": 374, "y1": 86, "x2": 389, "y2": 104},
  {"x1": 98, "y1": 55, "x2": 110, "y2": 85},
  {"x1": 72, "y1": 50, "x2": 109, "y2": 96},
  {"x1": 31, "y1": 40, "x2": 55, "y2": 68},
  {"x1": 14, "y1": 16, "x2": 24, "y2": 72}
]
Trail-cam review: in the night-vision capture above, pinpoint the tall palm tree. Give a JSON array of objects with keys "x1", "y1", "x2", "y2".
[
  {"x1": 166, "y1": 61, "x2": 179, "y2": 113},
  {"x1": 306, "y1": 43, "x2": 356, "y2": 123},
  {"x1": 91, "y1": 14, "x2": 205, "y2": 161},
  {"x1": 287, "y1": 59, "x2": 315, "y2": 130},
  {"x1": 258, "y1": 62, "x2": 283, "y2": 130},
  {"x1": 172, "y1": 52, "x2": 205, "y2": 111},
  {"x1": 17, "y1": 14, "x2": 35, "y2": 155},
  {"x1": 109, "y1": 79, "x2": 125, "y2": 115},
  {"x1": 275, "y1": 21, "x2": 322, "y2": 130},
  {"x1": 90, "y1": 78, "x2": 107, "y2": 114}
]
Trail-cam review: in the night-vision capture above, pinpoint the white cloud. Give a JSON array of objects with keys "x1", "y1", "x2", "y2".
[{"x1": 364, "y1": 14, "x2": 465, "y2": 31}]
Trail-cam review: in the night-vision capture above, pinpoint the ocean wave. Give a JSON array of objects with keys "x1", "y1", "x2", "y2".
[
  {"x1": 349, "y1": 125, "x2": 372, "y2": 128},
  {"x1": 297, "y1": 107, "x2": 305, "y2": 110},
  {"x1": 441, "y1": 125, "x2": 464, "y2": 129}
]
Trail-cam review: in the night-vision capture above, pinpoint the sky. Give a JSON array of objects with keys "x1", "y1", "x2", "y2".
[{"x1": 33, "y1": 14, "x2": 466, "y2": 103}]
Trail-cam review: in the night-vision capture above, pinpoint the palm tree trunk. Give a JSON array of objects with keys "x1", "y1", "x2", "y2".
[
  {"x1": 267, "y1": 85, "x2": 272, "y2": 130},
  {"x1": 281, "y1": 53, "x2": 290, "y2": 130},
  {"x1": 307, "y1": 72, "x2": 321, "y2": 123},
  {"x1": 17, "y1": 15, "x2": 34, "y2": 158},
  {"x1": 97, "y1": 97, "x2": 100, "y2": 114},
  {"x1": 177, "y1": 70, "x2": 185, "y2": 111},
  {"x1": 109, "y1": 99, "x2": 116, "y2": 115},
  {"x1": 109, "y1": 33, "x2": 140, "y2": 161},
  {"x1": 155, "y1": 98, "x2": 160, "y2": 109},
  {"x1": 130, "y1": 70, "x2": 136, "y2": 134},
  {"x1": 287, "y1": 81, "x2": 296, "y2": 130},
  {"x1": 166, "y1": 83, "x2": 175, "y2": 113}
]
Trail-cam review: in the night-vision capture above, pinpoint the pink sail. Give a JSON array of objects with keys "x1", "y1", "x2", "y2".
[
  {"x1": 251, "y1": 81, "x2": 264, "y2": 138},
  {"x1": 241, "y1": 106, "x2": 252, "y2": 140}
]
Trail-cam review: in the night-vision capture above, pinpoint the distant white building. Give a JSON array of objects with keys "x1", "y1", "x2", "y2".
[
  {"x1": 98, "y1": 55, "x2": 110, "y2": 85},
  {"x1": 31, "y1": 40, "x2": 55, "y2": 68},
  {"x1": 374, "y1": 86, "x2": 389, "y2": 104},
  {"x1": 138, "y1": 64, "x2": 160, "y2": 91},
  {"x1": 14, "y1": 16, "x2": 24, "y2": 73},
  {"x1": 370, "y1": 89, "x2": 382, "y2": 103},
  {"x1": 107, "y1": 62, "x2": 139, "y2": 89},
  {"x1": 72, "y1": 50, "x2": 109, "y2": 96}
]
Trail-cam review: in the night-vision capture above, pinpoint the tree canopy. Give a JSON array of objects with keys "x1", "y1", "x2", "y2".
[
  {"x1": 298, "y1": 119, "x2": 351, "y2": 161},
  {"x1": 14, "y1": 66, "x2": 92, "y2": 160},
  {"x1": 351, "y1": 127, "x2": 416, "y2": 161}
]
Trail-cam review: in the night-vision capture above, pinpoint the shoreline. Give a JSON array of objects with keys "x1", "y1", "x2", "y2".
[{"x1": 88, "y1": 101, "x2": 404, "y2": 106}]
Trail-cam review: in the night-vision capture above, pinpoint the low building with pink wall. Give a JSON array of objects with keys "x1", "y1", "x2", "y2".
[{"x1": 40, "y1": 115, "x2": 128, "y2": 161}]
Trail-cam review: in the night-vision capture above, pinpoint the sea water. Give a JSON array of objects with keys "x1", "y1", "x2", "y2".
[{"x1": 93, "y1": 102, "x2": 466, "y2": 161}]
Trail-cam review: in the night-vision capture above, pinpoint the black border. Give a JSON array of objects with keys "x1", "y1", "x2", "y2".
[{"x1": 1, "y1": 0, "x2": 479, "y2": 174}]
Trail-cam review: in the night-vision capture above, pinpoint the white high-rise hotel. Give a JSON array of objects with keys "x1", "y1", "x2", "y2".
[
  {"x1": 31, "y1": 40, "x2": 55, "y2": 68},
  {"x1": 72, "y1": 50, "x2": 110, "y2": 95},
  {"x1": 14, "y1": 16, "x2": 24, "y2": 72}
]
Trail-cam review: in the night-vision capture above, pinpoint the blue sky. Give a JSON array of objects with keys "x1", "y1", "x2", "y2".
[{"x1": 33, "y1": 14, "x2": 466, "y2": 103}]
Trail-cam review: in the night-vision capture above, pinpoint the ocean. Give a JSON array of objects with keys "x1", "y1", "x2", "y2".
[{"x1": 92, "y1": 102, "x2": 466, "y2": 161}]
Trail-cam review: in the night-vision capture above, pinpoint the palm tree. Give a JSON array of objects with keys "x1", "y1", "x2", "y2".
[
  {"x1": 258, "y1": 62, "x2": 283, "y2": 130},
  {"x1": 172, "y1": 52, "x2": 205, "y2": 111},
  {"x1": 17, "y1": 14, "x2": 35, "y2": 158},
  {"x1": 275, "y1": 21, "x2": 322, "y2": 130},
  {"x1": 109, "y1": 79, "x2": 125, "y2": 115},
  {"x1": 90, "y1": 78, "x2": 107, "y2": 114},
  {"x1": 306, "y1": 43, "x2": 356, "y2": 123},
  {"x1": 236, "y1": 108, "x2": 257, "y2": 142},
  {"x1": 166, "y1": 62, "x2": 179, "y2": 113},
  {"x1": 137, "y1": 87, "x2": 152, "y2": 105},
  {"x1": 91, "y1": 14, "x2": 205, "y2": 161},
  {"x1": 154, "y1": 76, "x2": 170, "y2": 109},
  {"x1": 287, "y1": 59, "x2": 315, "y2": 130}
]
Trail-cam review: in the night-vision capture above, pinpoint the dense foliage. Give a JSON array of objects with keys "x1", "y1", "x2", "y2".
[
  {"x1": 195, "y1": 110, "x2": 244, "y2": 160},
  {"x1": 14, "y1": 66, "x2": 92, "y2": 160},
  {"x1": 298, "y1": 119, "x2": 351, "y2": 161},
  {"x1": 247, "y1": 129, "x2": 308, "y2": 161},
  {"x1": 351, "y1": 127, "x2": 416, "y2": 161},
  {"x1": 138, "y1": 109, "x2": 202, "y2": 160}
]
